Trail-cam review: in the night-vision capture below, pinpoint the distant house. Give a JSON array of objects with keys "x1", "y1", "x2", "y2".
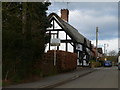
[
  {"x1": 45, "y1": 9, "x2": 94, "y2": 66},
  {"x1": 97, "y1": 48, "x2": 103, "y2": 58}
]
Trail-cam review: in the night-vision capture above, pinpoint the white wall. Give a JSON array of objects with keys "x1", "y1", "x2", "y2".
[
  {"x1": 59, "y1": 31, "x2": 66, "y2": 40},
  {"x1": 59, "y1": 43, "x2": 66, "y2": 51},
  {"x1": 67, "y1": 35, "x2": 71, "y2": 39},
  {"x1": 68, "y1": 43, "x2": 73, "y2": 52},
  {"x1": 45, "y1": 43, "x2": 49, "y2": 52}
]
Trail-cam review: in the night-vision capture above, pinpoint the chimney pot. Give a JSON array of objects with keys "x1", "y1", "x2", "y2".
[{"x1": 61, "y1": 9, "x2": 69, "y2": 22}]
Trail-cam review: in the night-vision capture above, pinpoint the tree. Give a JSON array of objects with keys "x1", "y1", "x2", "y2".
[
  {"x1": 108, "y1": 50, "x2": 117, "y2": 56},
  {"x1": 2, "y1": 2, "x2": 51, "y2": 81}
]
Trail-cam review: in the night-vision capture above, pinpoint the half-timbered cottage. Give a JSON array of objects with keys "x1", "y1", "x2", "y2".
[{"x1": 45, "y1": 9, "x2": 93, "y2": 66}]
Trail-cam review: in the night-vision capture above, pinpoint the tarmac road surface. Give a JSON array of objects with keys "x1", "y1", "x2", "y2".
[{"x1": 55, "y1": 66, "x2": 118, "y2": 88}]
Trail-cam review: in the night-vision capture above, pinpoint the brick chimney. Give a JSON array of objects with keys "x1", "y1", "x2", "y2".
[{"x1": 61, "y1": 9, "x2": 69, "y2": 22}]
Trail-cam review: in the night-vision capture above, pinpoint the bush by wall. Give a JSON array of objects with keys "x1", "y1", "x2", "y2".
[{"x1": 90, "y1": 61, "x2": 102, "y2": 68}]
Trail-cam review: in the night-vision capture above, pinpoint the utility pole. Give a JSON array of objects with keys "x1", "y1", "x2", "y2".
[
  {"x1": 104, "y1": 44, "x2": 106, "y2": 56},
  {"x1": 96, "y1": 27, "x2": 98, "y2": 61}
]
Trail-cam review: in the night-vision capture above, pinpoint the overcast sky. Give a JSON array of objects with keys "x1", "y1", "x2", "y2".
[{"x1": 47, "y1": 2, "x2": 119, "y2": 53}]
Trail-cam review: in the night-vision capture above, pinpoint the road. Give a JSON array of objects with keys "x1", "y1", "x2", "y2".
[
  {"x1": 54, "y1": 66, "x2": 118, "y2": 88},
  {"x1": 3, "y1": 66, "x2": 119, "y2": 89}
]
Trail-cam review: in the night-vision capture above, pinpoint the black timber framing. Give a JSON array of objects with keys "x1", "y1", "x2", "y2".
[
  {"x1": 60, "y1": 40, "x2": 73, "y2": 43},
  {"x1": 49, "y1": 17, "x2": 64, "y2": 31},
  {"x1": 73, "y1": 43, "x2": 77, "y2": 53},
  {"x1": 78, "y1": 51, "x2": 84, "y2": 66},
  {"x1": 70, "y1": 42, "x2": 74, "y2": 46},
  {"x1": 80, "y1": 51, "x2": 85, "y2": 66},
  {"x1": 66, "y1": 33, "x2": 68, "y2": 52},
  {"x1": 46, "y1": 29, "x2": 64, "y2": 32},
  {"x1": 48, "y1": 17, "x2": 76, "y2": 52},
  {"x1": 52, "y1": 17, "x2": 76, "y2": 43},
  {"x1": 57, "y1": 30, "x2": 59, "y2": 50},
  {"x1": 75, "y1": 42, "x2": 90, "y2": 66},
  {"x1": 53, "y1": 18, "x2": 55, "y2": 32}
]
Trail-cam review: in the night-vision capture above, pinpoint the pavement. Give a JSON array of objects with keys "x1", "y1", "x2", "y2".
[{"x1": 3, "y1": 67, "x2": 96, "y2": 88}]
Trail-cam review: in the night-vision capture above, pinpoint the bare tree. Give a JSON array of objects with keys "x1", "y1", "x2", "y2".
[{"x1": 108, "y1": 50, "x2": 117, "y2": 56}]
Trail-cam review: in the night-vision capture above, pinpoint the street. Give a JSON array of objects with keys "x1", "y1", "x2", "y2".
[
  {"x1": 55, "y1": 66, "x2": 118, "y2": 88},
  {"x1": 3, "y1": 66, "x2": 119, "y2": 89}
]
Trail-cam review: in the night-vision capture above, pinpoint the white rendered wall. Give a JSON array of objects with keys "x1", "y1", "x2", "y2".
[
  {"x1": 68, "y1": 43, "x2": 73, "y2": 52},
  {"x1": 67, "y1": 35, "x2": 71, "y2": 39},
  {"x1": 59, "y1": 43, "x2": 66, "y2": 51},
  {"x1": 45, "y1": 43, "x2": 49, "y2": 52},
  {"x1": 59, "y1": 31, "x2": 66, "y2": 40}
]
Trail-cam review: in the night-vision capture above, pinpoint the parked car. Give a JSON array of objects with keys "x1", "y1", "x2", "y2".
[{"x1": 103, "y1": 60, "x2": 112, "y2": 67}]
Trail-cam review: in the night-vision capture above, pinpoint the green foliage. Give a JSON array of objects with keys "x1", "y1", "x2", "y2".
[
  {"x1": 106, "y1": 56, "x2": 117, "y2": 62},
  {"x1": 89, "y1": 60, "x2": 96, "y2": 63},
  {"x1": 2, "y1": 2, "x2": 51, "y2": 82}
]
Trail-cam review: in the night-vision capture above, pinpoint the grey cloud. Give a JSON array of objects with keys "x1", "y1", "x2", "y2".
[
  {"x1": 49, "y1": 2, "x2": 118, "y2": 15},
  {"x1": 47, "y1": 2, "x2": 118, "y2": 41}
]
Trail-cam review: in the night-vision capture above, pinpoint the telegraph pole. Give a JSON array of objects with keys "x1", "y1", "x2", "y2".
[
  {"x1": 104, "y1": 44, "x2": 106, "y2": 56},
  {"x1": 96, "y1": 27, "x2": 98, "y2": 61}
]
